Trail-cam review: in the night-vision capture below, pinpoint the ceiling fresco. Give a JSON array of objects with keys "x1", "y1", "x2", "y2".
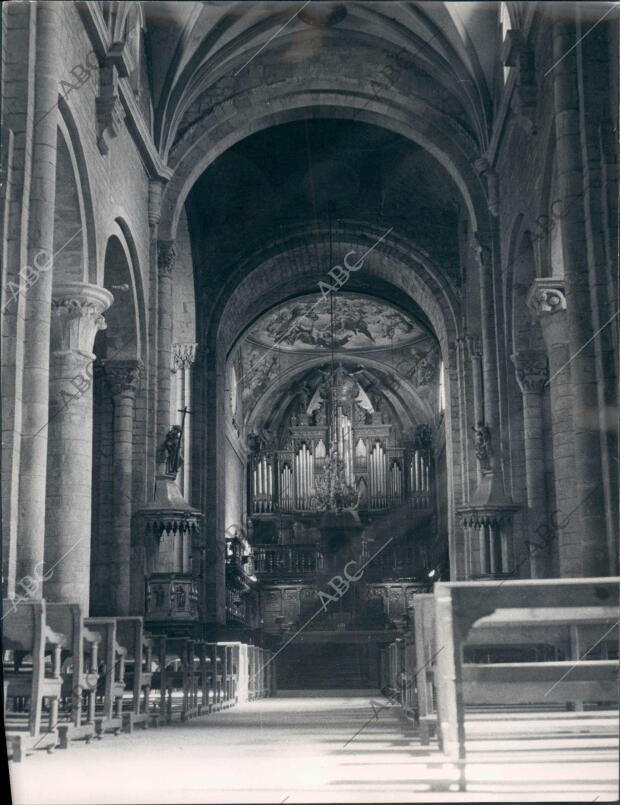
[{"x1": 245, "y1": 294, "x2": 428, "y2": 352}]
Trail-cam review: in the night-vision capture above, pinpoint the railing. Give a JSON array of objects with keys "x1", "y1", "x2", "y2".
[{"x1": 254, "y1": 545, "x2": 322, "y2": 578}]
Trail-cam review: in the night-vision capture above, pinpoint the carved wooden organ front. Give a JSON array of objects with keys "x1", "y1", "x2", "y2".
[{"x1": 249, "y1": 389, "x2": 433, "y2": 514}]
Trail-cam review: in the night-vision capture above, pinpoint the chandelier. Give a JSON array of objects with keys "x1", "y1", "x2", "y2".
[
  {"x1": 310, "y1": 211, "x2": 358, "y2": 513},
  {"x1": 311, "y1": 451, "x2": 357, "y2": 512}
]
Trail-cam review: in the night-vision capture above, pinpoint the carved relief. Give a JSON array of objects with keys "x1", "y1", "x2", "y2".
[
  {"x1": 105, "y1": 359, "x2": 143, "y2": 400},
  {"x1": 511, "y1": 351, "x2": 549, "y2": 394},
  {"x1": 472, "y1": 421, "x2": 493, "y2": 472},
  {"x1": 526, "y1": 279, "x2": 567, "y2": 315},
  {"x1": 157, "y1": 241, "x2": 177, "y2": 276}
]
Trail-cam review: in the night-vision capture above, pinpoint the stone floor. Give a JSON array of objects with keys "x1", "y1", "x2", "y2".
[{"x1": 8, "y1": 693, "x2": 619, "y2": 804}]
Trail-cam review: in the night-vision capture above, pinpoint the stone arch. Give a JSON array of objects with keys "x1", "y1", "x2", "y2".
[
  {"x1": 56, "y1": 99, "x2": 97, "y2": 284},
  {"x1": 90, "y1": 223, "x2": 145, "y2": 615},
  {"x1": 53, "y1": 127, "x2": 91, "y2": 285},
  {"x1": 504, "y1": 213, "x2": 550, "y2": 576},
  {"x1": 243, "y1": 353, "x2": 434, "y2": 438},
  {"x1": 199, "y1": 224, "x2": 464, "y2": 615},
  {"x1": 96, "y1": 229, "x2": 142, "y2": 362},
  {"x1": 210, "y1": 224, "x2": 460, "y2": 361},
  {"x1": 506, "y1": 217, "x2": 545, "y2": 356},
  {"x1": 159, "y1": 90, "x2": 489, "y2": 243}
]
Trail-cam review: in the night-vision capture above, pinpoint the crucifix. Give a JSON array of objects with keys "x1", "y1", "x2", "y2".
[{"x1": 173, "y1": 406, "x2": 191, "y2": 472}]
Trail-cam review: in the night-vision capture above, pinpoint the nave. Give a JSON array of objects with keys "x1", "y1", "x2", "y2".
[{"x1": 9, "y1": 693, "x2": 619, "y2": 804}]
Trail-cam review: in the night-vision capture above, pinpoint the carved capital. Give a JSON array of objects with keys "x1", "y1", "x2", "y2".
[
  {"x1": 526, "y1": 278, "x2": 567, "y2": 315},
  {"x1": 171, "y1": 342, "x2": 198, "y2": 371},
  {"x1": 157, "y1": 240, "x2": 176, "y2": 276},
  {"x1": 105, "y1": 359, "x2": 144, "y2": 400},
  {"x1": 51, "y1": 282, "x2": 113, "y2": 357},
  {"x1": 511, "y1": 350, "x2": 549, "y2": 394}
]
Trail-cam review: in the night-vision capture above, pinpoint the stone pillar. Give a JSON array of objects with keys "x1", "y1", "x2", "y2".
[
  {"x1": 467, "y1": 335, "x2": 484, "y2": 427},
  {"x1": 551, "y1": 11, "x2": 608, "y2": 575},
  {"x1": 157, "y1": 241, "x2": 175, "y2": 445},
  {"x1": 44, "y1": 283, "x2": 113, "y2": 611},
  {"x1": 106, "y1": 360, "x2": 143, "y2": 615},
  {"x1": 14, "y1": 2, "x2": 61, "y2": 591},
  {"x1": 527, "y1": 280, "x2": 579, "y2": 576},
  {"x1": 511, "y1": 349, "x2": 550, "y2": 578},
  {"x1": 473, "y1": 234, "x2": 500, "y2": 445},
  {"x1": 171, "y1": 343, "x2": 198, "y2": 500},
  {"x1": 467, "y1": 334, "x2": 484, "y2": 488}
]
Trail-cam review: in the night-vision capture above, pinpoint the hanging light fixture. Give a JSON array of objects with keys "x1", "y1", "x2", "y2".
[{"x1": 311, "y1": 209, "x2": 358, "y2": 514}]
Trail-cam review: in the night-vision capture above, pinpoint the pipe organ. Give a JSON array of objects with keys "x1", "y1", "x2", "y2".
[
  {"x1": 248, "y1": 372, "x2": 433, "y2": 515},
  {"x1": 409, "y1": 447, "x2": 432, "y2": 508},
  {"x1": 294, "y1": 442, "x2": 314, "y2": 511},
  {"x1": 251, "y1": 454, "x2": 274, "y2": 513},
  {"x1": 280, "y1": 463, "x2": 293, "y2": 512},
  {"x1": 250, "y1": 434, "x2": 431, "y2": 513}
]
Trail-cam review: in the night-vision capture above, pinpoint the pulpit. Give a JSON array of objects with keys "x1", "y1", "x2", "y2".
[{"x1": 132, "y1": 427, "x2": 205, "y2": 626}]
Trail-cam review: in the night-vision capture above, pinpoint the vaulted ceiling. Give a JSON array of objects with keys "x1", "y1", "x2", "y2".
[{"x1": 143, "y1": 1, "x2": 504, "y2": 157}]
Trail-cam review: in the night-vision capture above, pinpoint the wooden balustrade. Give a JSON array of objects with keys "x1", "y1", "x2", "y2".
[{"x1": 254, "y1": 544, "x2": 321, "y2": 578}]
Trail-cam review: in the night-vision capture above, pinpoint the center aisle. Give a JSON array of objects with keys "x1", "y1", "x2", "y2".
[{"x1": 9, "y1": 694, "x2": 619, "y2": 804}]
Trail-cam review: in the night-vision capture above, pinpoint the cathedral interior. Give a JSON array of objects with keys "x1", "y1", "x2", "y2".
[{"x1": 2, "y1": 1, "x2": 619, "y2": 802}]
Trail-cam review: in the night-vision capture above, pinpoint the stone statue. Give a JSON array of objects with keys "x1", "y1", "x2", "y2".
[
  {"x1": 173, "y1": 584, "x2": 186, "y2": 609},
  {"x1": 472, "y1": 420, "x2": 492, "y2": 472},
  {"x1": 153, "y1": 585, "x2": 165, "y2": 608},
  {"x1": 158, "y1": 425, "x2": 184, "y2": 475},
  {"x1": 413, "y1": 423, "x2": 433, "y2": 453}
]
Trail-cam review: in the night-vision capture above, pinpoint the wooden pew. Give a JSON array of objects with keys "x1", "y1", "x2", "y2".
[
  {"x1": 3, "y1": 599, "x2": 64, "y2": 759},
  {"x1": 147, "y1": 634, "x2": 168, "y2": 726},
  {"x1": 115, "y1": 617, "x2": 153, "y2": 732},
  {"x1": 248, "y1": 646, "x2": 256, "y2": 701},
  {"x1": 84, "y1": 617, "x2": 128, "y2": 736},
  {"x1": 161, "y1": 637, "x2": 200, "y2": 721},
  {"x1": 206, "y1": 643, "x2": 224, "y2": 711},
  {"x1": 430, "y1": 578, "x2": 619, "y2": 789},
  {"x1": 413, "y1": 593, "x2": 438, "y2": 744},
  {"x1": 196, "y1": 641, "x2": 211, "y2": 713},
  {"x1": 45, "y1": 603, "x2": 101, "y2": 748}
]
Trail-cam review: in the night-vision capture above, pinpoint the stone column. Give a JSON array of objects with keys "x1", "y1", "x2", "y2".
[
  {"x1": 467, "y1": 334, "x2": 484, "y2": 488},
  {"x1": 14, "y1": 2, "x2": 61, "y2": 591},
  {"x1": 551, "y1": 11, "x2": 608, "y2": 575},
  {"x1": 527, "y1": 280, "x2": 579, "y2": 576},
  {"x1": 171, "y1": 343, "x2": 198, "y2": 500},
  {"x1": 44, "y1": 283, "x2": 113, "y2": 611},
  {"x1": 157, "y1": 241, "x2": 175, "y2": 445},
  {"x1": 473, "y1": 234, "x2": 500, "y2": 446},
  {"x1": 467, "y1": 335, "x2": 484, "y2": 427},
  {"x1": 106, "y1": 360, "x2": 143, "y2": 615},
  {"x1": 511, "y1": 349, "x2": 550, "y2": 578}
]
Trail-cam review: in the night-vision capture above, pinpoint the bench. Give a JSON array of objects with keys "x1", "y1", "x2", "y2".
[
  {"x1": 3, "y1": 599, "x2": 65, "y2": 759},
  {"x1": 146, "y1": 634, "x2": 167, "y2": 726},
  {"x1": 84, "y1": 617, "x2": 128, "y2": 736},
  {"x1": 115, "y1": 617, "x2": 153, "y2": 732},
  {"x1": 46, "y1": 603, "x2": 101, "y2": 747},
  {"x1": 430, "y1": 578, "x2": 619, "y2": 789}
]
